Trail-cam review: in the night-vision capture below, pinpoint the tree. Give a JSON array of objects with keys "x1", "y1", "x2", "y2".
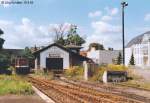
[
  {"x1": 53, "y1": 24, "x2": 68, "y2": 45},
  {"x1": 0, "y1": 51, "x2": 10, "y2": 70},
  {"x1": 0, "y1": 29, "x2": 4, "y2": 49},
  {"x1": 117, "y1": 52, "x2": 122, "y2": 65},
  {"x1": 53, "y1": 24, "x2": 85, "y2": 46},
  {"x1": 23, "y1": 47, "x2": 34, "y2": 59},
  {"x1": 129, "y1": 53, "x2": 135, "y2": 65},
  {"x1": 55, "y1": 37, "x2": 65, "y2": 45},
  {"x1": 0, "y1": 29, "x2": 4, "y2": 35},
  {"x1": 108, "y1": 47, "x2": 113, "y2": 51},
  {"x1": 89, "y1": 43, "x2": 105, "y2": 51},
  {"x1": 22, "y1": 47, "x2": 35, "y2": 68},
  {"x1": 65, "y1": 25, "x2": 85, "y2": 46}
]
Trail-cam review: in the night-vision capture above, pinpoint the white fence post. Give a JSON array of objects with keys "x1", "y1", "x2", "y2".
[
  {"x1": 35, "y1": 57, "x2": 38, "y2": 70},
  {"x1": 102, "y1": 71, "x2": 108, "y2": 83},
  {"x1": 83, "y1": 61, "x2": 88, "y2": 81}
]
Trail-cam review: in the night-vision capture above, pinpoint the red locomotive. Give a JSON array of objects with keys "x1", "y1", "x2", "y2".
[{"x1": 15, "y1": 58, "x2": 30, "y2": 74}]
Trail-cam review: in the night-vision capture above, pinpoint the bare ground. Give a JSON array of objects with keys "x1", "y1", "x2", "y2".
[{"x1": 0, "y1": 94, "x2": 46, "y2": 103}]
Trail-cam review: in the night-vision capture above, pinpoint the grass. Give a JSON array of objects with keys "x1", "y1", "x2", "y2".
[
  {"x1": 31, "y1": 69, "x2": 54, "y2": 80},
  {"x1": 117, "y1": 69, "x2": 150, "y2": 90},
  {"x1": 0, "y1": 75, "x2": 34, "y2": 95},
  {"x1": 118, "y1": 80, "x2": 150, "y2": 90}
]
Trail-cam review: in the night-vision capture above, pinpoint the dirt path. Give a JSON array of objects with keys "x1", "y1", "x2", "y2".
[{"x1": 0, "y1": 94, "x2": 46, "y2": 103}]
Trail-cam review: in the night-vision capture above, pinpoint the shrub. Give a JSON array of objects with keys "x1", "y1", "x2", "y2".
[
  {"x1": 89, "y1": 64, "x2": 128, "y2": 82},
  {"x1": 64, "y1": 66, "x2": 84, "y2": 79},
  {"x1": 107, "y1": 64, "x2": 128, "y2": 71},
  {"x1": 89, "y1": 67, "x2": 105, "y2": 81}
]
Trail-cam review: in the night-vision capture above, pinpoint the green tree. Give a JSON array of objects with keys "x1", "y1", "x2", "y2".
[
  {"x1": 129, "y1": 53, "x2": 135, "y2": 65},
  {"x1": 65, "y1": 25, "x2": 85, "y2": 46},
  {"x1": 117, "y1": 52, "x2": 122, "y2": 65},
  {"x1": 0, "y1": 29, "x2": 4, "y2": 49},
  {"x1": 89, "y1": 43, "x2": 105, "y2": 51},
  {"x1": 0, "y1": 51, "x2": 10, "y2": 70},
  {"x1": 53, "y1": 24, "x2": 85, "y2": 46},
  {"x1": 23, "y1": 47, "x2": 34, "y2": 59},
  {"x1": 22, "y1": 47, "x2": 35, "y2": 68},
  {"x1": 55, "y1": 37, "x2": 65, "y2": 46}
]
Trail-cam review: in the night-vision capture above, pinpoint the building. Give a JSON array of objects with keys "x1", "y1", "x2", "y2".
[
  {"x1": 87, "y1": 47, "x2": 121, "y2": 65},
  {"x1": 125, "y1": 31, "x2": 150, "y2": 67},
  {"x1": 0, "y1": 49, "x2": 24, "y2": 73},
  {"x1": 34, "y1": 43, "x2": 91, "y2": 70},
  {"x1": 80, "y1": 51, "x2": 88, "y2": 57},
  {"x1": 1, "y1": 49, "x2": 23, "y2": 56}
]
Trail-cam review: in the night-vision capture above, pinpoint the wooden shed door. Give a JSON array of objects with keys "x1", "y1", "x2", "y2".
[{"x1": 46, "y1": 58, "x2": 63, "y2": 70}]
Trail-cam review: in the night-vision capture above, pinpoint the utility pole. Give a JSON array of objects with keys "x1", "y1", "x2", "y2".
[{"x1": 121, "y1": 1, "x2": 128, "y2": 65}]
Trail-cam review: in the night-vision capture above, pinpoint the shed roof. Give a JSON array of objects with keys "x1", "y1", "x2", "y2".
[{"x1": 33, "y1": 43, "x2": 91, "y2": 61}]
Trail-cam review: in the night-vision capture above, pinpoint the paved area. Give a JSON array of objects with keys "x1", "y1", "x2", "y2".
[
  {"x1": 133, "y1": 69, "x2": 150, "y2": 82},
  {"x1": 114, "y1": 85, "x2": 150, "y2": 98},
  {"x1": 0, "y1": 94, "x2": 46, "y2": 103}
]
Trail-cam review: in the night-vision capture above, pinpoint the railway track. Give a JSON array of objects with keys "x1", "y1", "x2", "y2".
[
  {"x1": 59, "y1": 78, "x2": 150, "y2": 103},
  {"x1": 28, "y1": 76, "x2": 143, "y2": 103}
]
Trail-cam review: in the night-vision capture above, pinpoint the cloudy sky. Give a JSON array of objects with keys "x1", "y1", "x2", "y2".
[{"x1": 0, "y1": 0, "x2": 150, "y2": 49}]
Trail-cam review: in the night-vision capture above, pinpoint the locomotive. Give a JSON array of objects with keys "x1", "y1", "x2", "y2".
[{"x1": 15, "y1": 58, "x2": 30, "y2": 74}]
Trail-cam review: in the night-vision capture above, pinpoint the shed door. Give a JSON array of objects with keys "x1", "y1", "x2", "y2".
[{"x1": 46, "y1": 58, "x2": 63, "y2": 70}]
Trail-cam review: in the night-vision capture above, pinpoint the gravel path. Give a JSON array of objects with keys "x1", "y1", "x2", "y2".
[{"x1": 0, "y1": 95, "x2": 46, "y2": 103}]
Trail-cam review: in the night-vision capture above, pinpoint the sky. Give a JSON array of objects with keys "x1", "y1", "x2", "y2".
[{"x1": 0, "y1": 0, "x2": 150, "y2": 50}]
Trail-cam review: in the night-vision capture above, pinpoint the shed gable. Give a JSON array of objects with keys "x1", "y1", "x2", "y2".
[{"x1": 40, "y1": 45, "x2": 70, "y2": 69}]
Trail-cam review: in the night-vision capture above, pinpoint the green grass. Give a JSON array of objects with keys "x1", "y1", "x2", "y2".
[
  {"x1": 31, "y1": 70, "x2": 54, "y2": 80},
  {"x1": 0, "y1": 75, "x2": 34, "y2": 95}
]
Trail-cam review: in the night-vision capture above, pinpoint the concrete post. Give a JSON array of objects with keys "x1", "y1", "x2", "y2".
[
  {"x1": 35, "y1": 57, "x2": 38, "y2": 70},
  {"x1": 102, "y1": 71, "x2": 108, "y2": 83},
  {"x1": 83, "y1": 61, "x2": 88, "y2": 81}
]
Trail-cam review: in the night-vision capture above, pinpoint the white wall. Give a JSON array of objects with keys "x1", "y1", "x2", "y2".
[
  {"x1": 87, "y1": 49, "x2": 121, "y2": 64},
  {"x1": 99, "y1": 50, "x2": 120, "y2": 64},
  {"x1": 125, "y1": 48, "x2": 132, "y2": 66},
  {"x1": 125, "y1": 44, "x2": 148, "y2": 67},
  {"x1": 40, "y1": 46, "x2": 70, "y2": 69},
  {"x1": 87, "y1": 50, "x2": 100, "y2": 64}
]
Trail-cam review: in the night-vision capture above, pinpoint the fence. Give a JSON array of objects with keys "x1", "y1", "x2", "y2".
[{"x1": 83, "y1": 61, "x2": 99, "y2": 80}]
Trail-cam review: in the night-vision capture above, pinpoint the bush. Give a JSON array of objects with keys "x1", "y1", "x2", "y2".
[
  {"x1": 64, "y1": 66, "x2": 84, "y2": 79},
  {"x1": 64, "y1": 64, "x2": 128, "y2": 81},
  {"x1": 107, "y1": 64, "x2": 128, "y2": 71},
  {"x1": 89, "y1": 64, "x2": 128, "y2": 81},
  {"x1": 89, "y1": 67, "x2": 105, "y2": 81}
]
